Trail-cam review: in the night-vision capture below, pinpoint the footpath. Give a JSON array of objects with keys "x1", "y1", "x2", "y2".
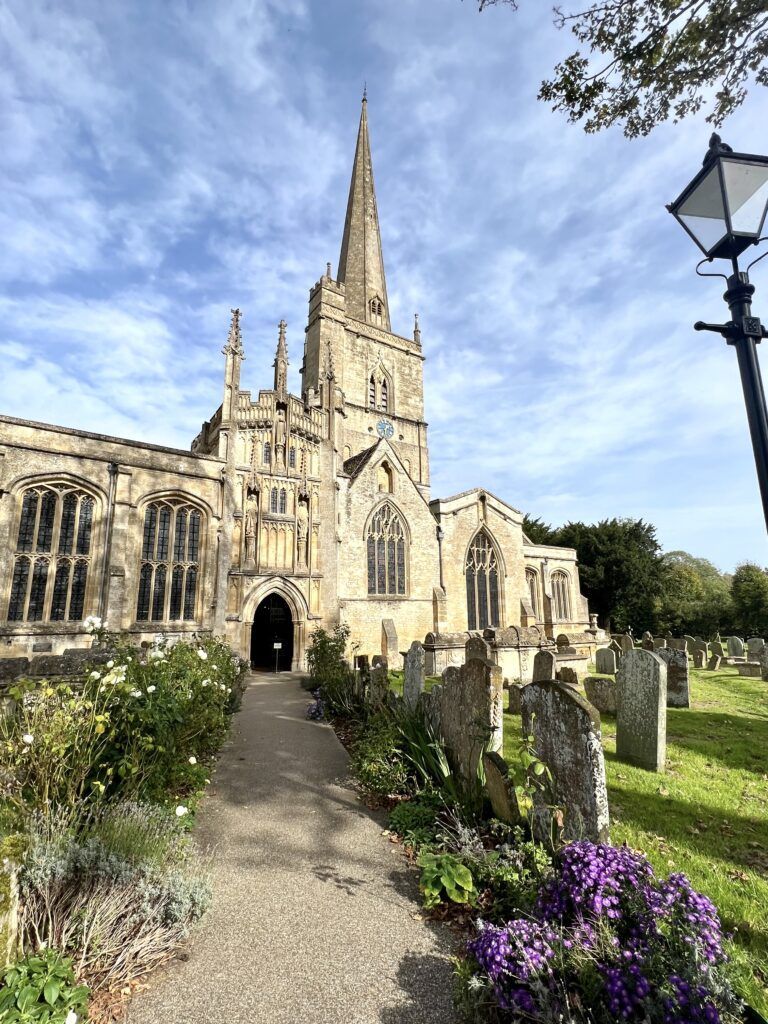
[{"x1": 126, "y1": 672, "x2": 457, "y2": 1024}]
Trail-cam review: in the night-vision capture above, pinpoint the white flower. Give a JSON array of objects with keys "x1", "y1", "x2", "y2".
[
  {"x1": 201, "y1": 679, "x2": 210, "y2": 687},
  {"x1": 22, "y1": 733, "x2": 34, "y2": 745},
  {"x1": 147, "y1": 685, "x2": 156, "y2": 693},
  {"x1": 197, "y1": 648, "x2": 208, "y2": 661},
  {"x1": 131, "y1": 690, "x2": 142, "y2": 698},
  {"x1": 188, "y1": 756, "x2": 197, "y2": 765},
  {"x1": 65, "y1": 1011, "x2": 78, "y2": 1024},
  {"x1": 106, "y1": 659, "x2": 114, "y2": 669},
  {"x1": 148, "y1": 648, "x2": 165, "y2": 662},
  {"x1": 83, "y1": 615, "x2": 102, "y2": 634},
  {"x1": 175, "y1": 805, "x2": 188, "y2": 817},
  {"x1": 89, "y1": 670, "x2": 101, "y2": 680}
]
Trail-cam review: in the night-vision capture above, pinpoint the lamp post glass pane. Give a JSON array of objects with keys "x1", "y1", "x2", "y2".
[
  {"x1": 722, "y1": 158, "x2": 768, "y2": 236},
  {"x1": 677, "y1": 163, "x2": 728, "y2": 255}
]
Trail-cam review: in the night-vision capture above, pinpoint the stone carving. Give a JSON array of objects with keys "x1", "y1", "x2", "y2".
[
  {"x1": 296, "y1": 500, "x2": 309, "y2": 567},
  {"x1": 584, "y1": 676, "x2": 616, "y2": 713},
  {"x1": 727, "y1": 636, "x2": 745, "y2": 658},
  {"x1": 616, "y1": 649, "x2": 666, "y2": 772},
  {"x1": 521, "y1": 681, "x2": 610, "y2": 844},
  {"x1": 244, "y1": 491, "x2": 258, "y2": 568},
  {"x1": 482, "y1": 751, "x2": 521, "y2": 825},
  {"x1": 532, "y1": 649, "x2": 556, "y2": 683},
  {"x1": 655, "y1": 647, "x2": 690, "y2": 708},
  {"x1": 440, "y1": 659, "x2": 504, "y2": 788},
  {"x1": 403, "y1": 641, "x2": 425, "y2": 709},
  {"x1": 707, "y1": 655, "x2": 722, "y2": 671},
  {"x1": 595, "y1": 648, "x2": 616, "y2": 675}
]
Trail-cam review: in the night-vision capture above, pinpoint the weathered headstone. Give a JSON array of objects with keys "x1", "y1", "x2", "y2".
[
  {"x1": 556, "y1": 666, "x2": 580, "y2": 690},
  {"x1": 465, "y1": 634, "x2": 492, "y2": 663},
  {"x1": 707, "y1": 655, "x2": 721, "y2": 671},
  {"x1": 417, "y1": 684, "x2": 442, "y2": 737},
  {"x1": 655, "y1": 647, "x2": 690, "y2": 708},
  {"x1": 619, "y1": 634, "x2": 634, "y2": 655},
  {"x1": 691, "y1": 640, "x2": 708, "y2": 665},
  {"x1": 710, "y1": 640, "x2": 725, "y2": 658},
  {"x1": 738, "y1": 662, "x2": 762, "y2": 678},
  {"x1": 521, "y1": 681, "x2": 610, "y2": 843},
  {"x1": 727, "y1": 636, "x2": 745, "y2": 658},
  {"x1": 403, "y1": 641, "x2": 425, "y2": 709},
  {"x1": 616, "y1": 649, "x2": 667, "y2": 772},
  {"x1": 482, "y1": 751, "x2": 521, "y2": 824},
  {"x1": 641, "y1": 632, "x2": 654, "y2": 652},
  {"x1": 584, "y1": 676, "x2": 617, "y2": 713},
  {"x1": 608, "y1": 639, "x2": 623, "y2": 659},
  {"x1": 747, "y1": 637, "x2": 765, "y2": 659},
  {"x1": 652, "y1": 638, "x2": 668, "y2": 652},
  {"x1": 369, "y1": 656, "x2": 389, "y2": 705},
  {"x1": 508, "y1": 682, "x2": 527, "y2": 714},
  {"x1": 669, "y1": 637, "x2": 688, "y2": 653},
  {"x1": 692, "y1": 649, "x2": 707, "y2": 669},
  {"x1": 440, "y1": 659, "x2": 504, "y2": 788},
  {"x1": 532, "y1": 649, "x2": 556, "y2": 682},
  {"x1": 683, "y1": 635, "x2": 696, "y2": 650},
  {"x1": 381, "y1": 620, "x2": 401, "y2": 670},
  {"x1": 595, "y1": 648, "x2": 617, "y2": 675},
  {"x1": 354, "y1": 654, "x2": 370, "y2": 699}
]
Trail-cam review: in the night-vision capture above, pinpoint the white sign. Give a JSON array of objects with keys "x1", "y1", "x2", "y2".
[{"x1": 273, "y1": 642, "x2": 282, "y2": 650}]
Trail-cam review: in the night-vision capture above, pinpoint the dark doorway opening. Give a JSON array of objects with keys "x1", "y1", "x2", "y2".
[{"x1": 251, "y1": 594, "x2": 293, "y2": 671}]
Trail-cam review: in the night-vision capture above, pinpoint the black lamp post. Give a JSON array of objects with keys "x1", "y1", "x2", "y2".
[{"x1": 668, "y1": 134, "x2": 768, "y2": 532}]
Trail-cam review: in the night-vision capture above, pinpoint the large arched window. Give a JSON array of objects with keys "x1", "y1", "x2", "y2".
[
  {"x1": 525, "y1": 568, "x2": 539, "y2": 618},
  {"x1": 279, "y1": 488, "x2": 287, "y2": 514},
  {"x1": 7, "y1": 483, "x2": 97, "y2": 623},
  {"x1": 466, "y1": 531, "x2": 500, "y2": 631},
  {"x1": 136, "y1": 500, "x2": 203, "y2": 622},
  {"x1": 366, "y1": 502, "x2": 407, "y2": 596},
  {"x1": 551, "y1": 570, "x2": 571, "y2": 621},
  {"x1": 270, "y1": 488, "x2": 278, "y2": 514}
]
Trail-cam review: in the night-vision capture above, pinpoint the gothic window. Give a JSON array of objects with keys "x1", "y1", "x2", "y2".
[
  {"x1": 377, "y1": 461, "x2": 393, "y2": 493},
  {"x1": 7, "y1": 484, "x2": 97, "y2": 623},
  {"x1": 263, "y1": 442, "x2": 271, "y2": 465},
  {"x1": 465, "y1": 531, "x2": 500, "y2": 631},
  {"x1": 279, "y1": 489, "x2": 287, "y2": 515},
  {"x1": 551, "y1": 570, "x2": 571, "y2": 621},
  {"x1": 366, "y1": 502, "x2": 407, "y2": 596},
  {"x1": 270, "y1": 488, "x2": 278, "y2": 514},
  {"x1": 369, "y1": 296, "x2": 384, "y2": 325},
  {"x1": 368, "y1": 375, "x2": 376, "y2": 409},
  {"x1": 136, "y1": 500, "x2": 202, "y2": 622},
  {"x1": 379, "y1": 378, "x2": 389, "y2": 412},
  {"x1": 289, "y1": 447, "x2": 296, "y2": 469},
  {"x1": 525, "y1": 568, "x2": 539, "y2": 618}
]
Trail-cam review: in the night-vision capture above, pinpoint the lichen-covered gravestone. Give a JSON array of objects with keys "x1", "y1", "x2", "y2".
[
  {"x1": 616, "y1": 649, "x2": 667, "y2": 772},
  {"x1": 556, "y1": 666, "x2": 580, "y2": 690},
  {"x1": 692, "y1": 649, "x2": 707, "y2": 669},
  {"x1": 641, "y1": 632, "x2": 654, "y2": 652},
  {"x1": 747, "y1": 637, "x2": 765, "y2": 660},
  {"x1": 532, "y1": 649, "x2": 556, "y2": 682},
  {"x1": 440, "y1": 659, "x2": 504, "y2": 788},
  {"x1": 653, "y1": 638, "x2": 668, "y2": 652},
  {"x1": 403, "y1": 641, "x2": 425, "y2": 710},
  {"x1": 711, "y1": 640, "x2": 725, "y2": 659},
  {"x1": 521, "y1": 681, "x2": 610, "y2": 844},
  {"x1": 595, "y1": 648, "x2": 616, "y2": 675},
  {"x1": 655, "y1": 648, "x2": 690, "y2": 708},
  {"x1": 417, "y1": 685, "x2": 442, "y2": 737},
  {"x1": 584, "y1": 676, "x2": 617, "y2": 713},
  {"x1": 619, "y1": 634, "x2": 634, "y2": 655},
  {"x1": 482, "y1": 751, "x2": 521, "y2": 825},
  {"x1": 369, "y1": 656, "x2": 389, "y2": 706},
  {"x1": 707, "y1": 655, "x2": 722, "y2": 671},
  {"x1": 466, "y1": 635, "x2": 492, "y2": 662},
  {"x1": 727, "y1": 636, "x2": 745, "y2": 658}
]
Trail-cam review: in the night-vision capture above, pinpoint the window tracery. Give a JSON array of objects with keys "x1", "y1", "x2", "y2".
[
  {"x1": 270, "y1": 488, "x2": 278, "y2": 514},
  {"x1": 465, "y1": 531, "x2": 500, "y2": 631},
  {"x1": 551, "y1": 570, "x2": 571, "y2": 621},
  {"x1": 263, "y1": 442, "x2": 271, "y2": 465},
  {"x1": 369, "y1": 296, "x2": 384, "y2": 325},
  {"x1": 366, "y1": 502, "x2": 407, "y2": 596},
  {"x1": 7, "y1": 484, "x2": 96, "y2": 623},
  {"x1": 136, "y1": 500, "x2": 202, "y2": 623},
  {"x1": 525, "y1": 568, "x2": 539, "y2": 618}
]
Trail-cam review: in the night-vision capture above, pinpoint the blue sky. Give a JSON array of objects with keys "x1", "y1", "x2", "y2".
[{"x1": 1, "y1": 0, "x2": 767, "y2": 572}]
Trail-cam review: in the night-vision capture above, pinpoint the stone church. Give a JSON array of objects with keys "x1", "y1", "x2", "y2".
[{"x1": 0, "y1": 98, "x2": 592, "y2": 674}]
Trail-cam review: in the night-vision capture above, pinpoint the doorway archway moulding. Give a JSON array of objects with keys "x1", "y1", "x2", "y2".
[{"x1": 241, "y1": 576, "x2": 309, "y2": 672}]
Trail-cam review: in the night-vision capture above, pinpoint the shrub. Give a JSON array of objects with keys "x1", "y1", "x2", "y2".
[
  {"x1": 388, "y1": 792, "x2": 445, "y2": 849},
  {"x1": 471, "y1": 824, "x2": 552, "y2": 924},
  {"x1": 306, "y1": 625, "x2": 360, "y2": 717},
  {"x1": 418, "y1": 851, "x2": 476, "y2": 909},
  {"x1": 393, "y1": 707, "x2": 461, "y2": 803},
  {"x1": 350, "y1": 712, "x2": 410, "y2": 797},
  {"x1": 461, "y1": 841, "x2": 743, "y2": 1023},
  {"x1": 0, "y1": 949, "x2": 89, "y2": 1023}
]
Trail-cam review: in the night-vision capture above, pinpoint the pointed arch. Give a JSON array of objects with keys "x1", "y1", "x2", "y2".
[
  {"x1": 465, "y1": 529, "x2": 502, "y2": 631},
  {"x1": 365, "y1": 500, "x2": 408, "y2": 596},
  {"x1": 525, "y1": 567, "x2": 539, "y2": 619},
  {"x1": 551, "y1": 569, "x2": 571, "y2": 621}
]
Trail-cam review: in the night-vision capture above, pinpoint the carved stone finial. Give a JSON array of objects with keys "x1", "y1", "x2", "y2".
[
  {"x1": 362, "y1": 82, "x2": 367, "y2": 102},
  {"x1": 278, "y1": 319, "x2": 287, "y2": 343},
  {"x1": 222, "y1": 307, "x2": 244, "y2": 358},
  {"x1": 325, "y1": 339, "x2": 336, "y2": 380},
  {"x1": 413, "y1": 312, "x2": 421, "y2": 343}
]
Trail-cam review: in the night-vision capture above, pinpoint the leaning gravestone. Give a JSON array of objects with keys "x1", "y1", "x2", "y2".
[
  {"x1": 692, "y1": 649, "x2": 707, "y2": 669},
  {"x1": 707, "y1": 655, "x2": 722, "y2": 671},
  {"x1": 727, "y1": 636, "x2": 745, "y2": 658},
  {"x1": 641, "y1": 632, "x2": 654, "y2": 652},
  {"x1": 655, "y1": 647, "x2": 690, "y2": 708},
  {"x1": 521, "y1": 681, "x2": 610, "y2": 843},
  {"x1": 440, "y1": 659, "x2": 504, "y2": 788},
  {"x1": 466, "y1": 634, "x2": 492, "y2": 663},
  {"x1": 482, "y1": 751, "x2": 521, "y2": 825},
  {"x1": 616, "y1": 649, "x2": 667, "y2": 772},
  {"x1": 403, "y1": 641, "x2": 425, "y2": 710},
  {"x1": 710, "y1": 640, "x2": 725, "y2": 659},
  {"x1": 584, "y1": 676, "x2": 617, "y2": 713},
  {"x1": 595, "y1": 648, "x2": 617, "y2": 675},
  {"x1": 532, "y1": 649, "x2": 556, "y2": 682}
]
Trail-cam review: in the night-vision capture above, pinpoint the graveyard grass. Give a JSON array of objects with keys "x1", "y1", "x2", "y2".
[{"x1": 505, "y1": 665, "x2": 768, "y2": 1015}]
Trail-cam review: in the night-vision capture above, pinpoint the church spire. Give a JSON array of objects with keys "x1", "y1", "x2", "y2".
[
  {"x1": 337, "y1": 93, "x2": 390, "y2": 331},
  {"x1": 273, "y1": 319, "x2": 288, "y2": 397}
]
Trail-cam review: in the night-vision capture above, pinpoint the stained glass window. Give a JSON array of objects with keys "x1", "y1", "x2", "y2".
[
  {"x1": 5, "y1": 485, "x2": 96, "y2": 623},
  {"x1": 136, "y1": 500, "x2": 204, "y2": 623},
  {"x1": 366, "y1": 502, "x2": 407, "y2": 596},
  {"x1": 465, "y1": 531, "x2": 500, "y2": 631}
]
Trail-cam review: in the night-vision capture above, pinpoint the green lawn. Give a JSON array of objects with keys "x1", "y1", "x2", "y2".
[
  {"x1": 388, "y1": 670, "x2": 441, "y2": 697},
  {"x1": 504, "y1": 666, "x2": 768, "y2": 1014}
]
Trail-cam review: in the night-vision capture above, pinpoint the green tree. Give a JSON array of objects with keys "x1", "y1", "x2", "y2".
[
  {"x1": 477, "y1": 0, "x2": 768, "y2": 137},
  {"x1": 655, "y1": 551, "x2": 732, "y2": 637},
  {"x1": 730, "y1": 562, "x2": 768, "y2": 636},
  {"x1": 522, "y1": 514, "x2": 557, "y2": 545}
]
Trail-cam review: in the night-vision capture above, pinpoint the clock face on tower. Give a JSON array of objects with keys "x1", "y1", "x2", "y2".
[{"x1": 376, "y1": 419, "x2": 394, "y2": 440}]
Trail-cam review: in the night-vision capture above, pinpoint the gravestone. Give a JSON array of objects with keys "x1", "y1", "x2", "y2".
[
  {"x1": 652, "y1": 638, "x2": 668, "y2": 652},
  {"x1": 707, "y1": 655, "x2": 721, "y2": 671},
  {"x1": 381, "y1": 620, "x2": 401, "y2": 670},
  {"x1": 619, "y1": 634, "x2": 634, "y2": 655},
  {"x1": 417, "y1": 685, "x2": 442, "y2": 737},
  {"x1": 616, "y1": 649, "x2": 667, "y2": 772},
  {"x1": 440, "y1": 659, "x2": 504, "y2": 788},
  {"x1": 508, "y1": 682, "x2": 527, "y2": 714},
  {"x1": 521, "y1": 681, "x2": 610, "y2": 843},
  {"x1": 747, "y1": 637, "x2": 765, "y2": 659},
  {"x1": 738, "y1": 662, "x2": 762, "y2": 678},
  {"x1": 354, "y1": 655, "x2": 370, "y2": 699},
  {"x1": 608, "y1": 639, "x2": 623, "y2": 659},
  {"x1": 532, "y1": 649, "x2": 556, "y2": 682},
  {"x1": 691, "y1": 640, "x2": 708, "y2": 665},
  {"x1": 403, "y1": 641, "x2": 425, "y2": 710},
  {"x1": 556, "y1": 666, "x2": 580, "y2": 690},
  {"x1": 584, "y1": 676, "x2": 617, "y2": 714},
  {"x1": 692, "y1": 649, "x2": 707, "y2": 669},
  {"x1": 369, "y1": 656, "x2": 389, "y2": 705},
  {"x1": 655, "y1": 647, "x2": 690, "y2": 708},
  {"x1": 465, "y1": 634, "x2": 492, "y2": 663},
  {"x1": 482, "y1": 751, "x2": 521, "y2": 825},
  {"x1": 641, "y1": 632, "x2": 654, "y2": 652},
  {"x1": 727, "y1": 636, "x2": 745, "y2": 658},
  {"x1": 710, "y1": 640, "x2": 725, "y2": 658},
  {"x1": 683, "y1": 635, "x2": 696, "y2": 650},
  {"x1": 760, "y1": 647, "x2": 768, "y2": 682},
  {"x1": 669, "y1": 638, "x2": 688, "y2": 653},
  {"x1": 595, "y1": 648, "x2": 617, "y2": 675}
]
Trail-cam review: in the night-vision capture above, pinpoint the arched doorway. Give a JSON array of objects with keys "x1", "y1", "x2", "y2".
[{"x1": 251, "y1": 594, "x2": 294, "y2": 671}]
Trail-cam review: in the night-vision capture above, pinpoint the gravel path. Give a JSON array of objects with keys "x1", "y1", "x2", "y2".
[{"x1": 126, "y1": 672, "x2": 458, "y2": 1024}]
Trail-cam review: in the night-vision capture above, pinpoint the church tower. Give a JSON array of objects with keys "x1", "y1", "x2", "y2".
[{"x1": 302, "y1": 95, "x2": 430, "y2": 496}]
